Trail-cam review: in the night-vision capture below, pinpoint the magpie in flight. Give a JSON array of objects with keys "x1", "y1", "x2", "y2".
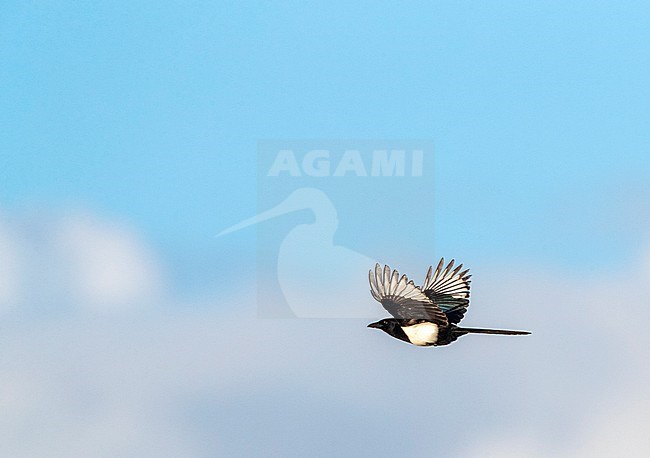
[{"x1": 368, "y1": 259, "x2": 530, "y2": 346}]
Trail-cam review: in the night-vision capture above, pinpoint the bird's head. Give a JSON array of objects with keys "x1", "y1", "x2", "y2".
[{"x1": 367, "y1": 319, "x2": 391, "y2": 330}]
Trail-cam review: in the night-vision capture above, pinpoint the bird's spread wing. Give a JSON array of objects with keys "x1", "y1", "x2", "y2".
[
  {"x1": 369, "y1": 264, "x2": 448, "y2": 325},
  {"x1": 421, "y1": 258, "x2": 471, "y2": 324}
]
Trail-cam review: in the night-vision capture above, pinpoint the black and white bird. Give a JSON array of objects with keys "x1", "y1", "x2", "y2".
[{"x1": 367, "y1": 259, "x2": 530, "y2": 346}]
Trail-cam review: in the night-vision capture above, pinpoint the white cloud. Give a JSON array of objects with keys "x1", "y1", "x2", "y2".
[
  {"x1": 457, "y1": 251, "x2": 650, "y2": 458},
  {"x1": 567, "y1": 394, "x2": 650, "y2": 457},
  {"x1": 0, "y1": 210, "x2": 165, "y2": 314},
  {"x1": 0, "y1": 217, "x2": 23, "y2": 311},
  {"x1": 52, "y1": 213, "x2": 165, "y2": 311},
  {"x1": 1, "y1": 207, "x2": 649, "y2": 456}
]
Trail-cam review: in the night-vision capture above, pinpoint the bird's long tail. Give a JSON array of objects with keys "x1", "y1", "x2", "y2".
[{"x1": 455, "y1": 327, "x2": 530, "y2": 336}]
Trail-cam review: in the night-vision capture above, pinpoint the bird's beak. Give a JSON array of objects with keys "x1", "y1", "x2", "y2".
[{"x1": 367, "y1": 322, "x2": 381, "y2": 329}]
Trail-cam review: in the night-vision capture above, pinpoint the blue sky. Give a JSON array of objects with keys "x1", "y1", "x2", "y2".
[
  {"x1": 3, "y1": 0, "x2": 649, "y2": 274},
  {"x1": 1, "y1": 1, "x2": 650, "y2": 456}
]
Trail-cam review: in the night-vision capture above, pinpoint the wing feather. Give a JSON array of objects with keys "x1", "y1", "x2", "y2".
[
  {"x1": 368, "y1": 270, "x2": 380, "y2": 301},
  {"x1": 369, "y1": 264, "x2": 448, "y2": 325},
  {"x1": 421, "y1": 258, "x2": 471, "y2": 324}
]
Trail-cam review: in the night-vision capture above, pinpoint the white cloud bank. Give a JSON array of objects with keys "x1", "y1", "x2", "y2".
[
  {"x1": 0, "y1": 209, "x2": 649, "y2": 457},
  {"x1": 52, "y1": 213, "x2": 165, "y2": 311},
  {"x1": 0, "y1": 211, "x2": 165, "y2": 315},
  {"x1": 0, "y1": 217, "x2": 24, "y2": 310}
]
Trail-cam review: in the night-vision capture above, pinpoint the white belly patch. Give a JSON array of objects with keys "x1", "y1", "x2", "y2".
[{"x1": 402, "y1": 322, "x2": 439, "y2": 346}]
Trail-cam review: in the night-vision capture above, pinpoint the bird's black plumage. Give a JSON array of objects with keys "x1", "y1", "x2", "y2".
[{"x1": 367, "y1": 259, "x2": 530, "y2": 346}]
